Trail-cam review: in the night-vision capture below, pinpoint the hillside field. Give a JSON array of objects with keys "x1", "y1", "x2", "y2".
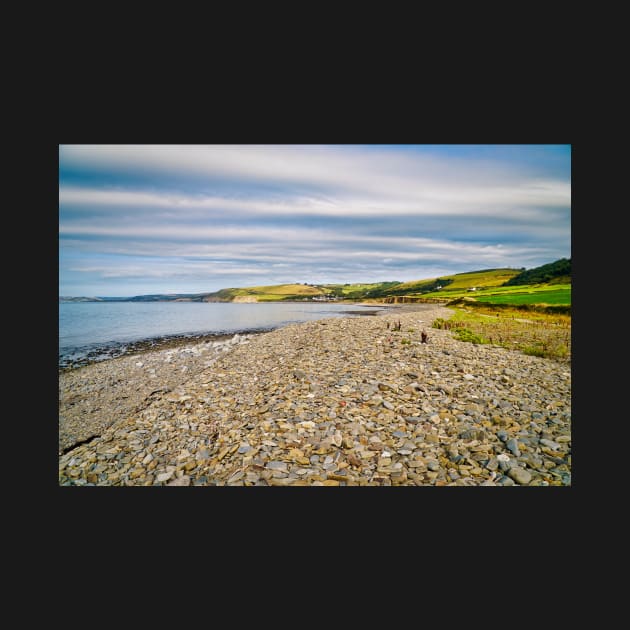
[
  {"x1": 423, "y1": 282, "x2": 571, "y2": 306},
  {"x1": 193, "y1": 260, "x2": 572, "y2": 307},
  {"x1": 204, "y1": 283, "x2": 328, "y2": 302}
]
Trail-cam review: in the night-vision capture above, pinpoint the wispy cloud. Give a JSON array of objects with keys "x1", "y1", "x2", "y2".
[
  {"x1": 60, "y1": 180, "x2": 569, "y2": 217},
  {"x1": 59, "y1": 144, "x2": 571, "y2": 296}
]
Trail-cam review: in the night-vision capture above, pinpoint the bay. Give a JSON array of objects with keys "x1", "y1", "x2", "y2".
[{"x1": 59, "y1": 301, "x2": 383, "y2": 368}]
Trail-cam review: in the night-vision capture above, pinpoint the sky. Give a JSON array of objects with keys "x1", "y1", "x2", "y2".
[{"x1": 59, "y1": 144, "x2": 571, "y2": 297}]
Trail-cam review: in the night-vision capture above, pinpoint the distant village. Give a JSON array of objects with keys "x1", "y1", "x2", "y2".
[{"x1": 302, "y1": 295, "x2": 342, "y2": 301}]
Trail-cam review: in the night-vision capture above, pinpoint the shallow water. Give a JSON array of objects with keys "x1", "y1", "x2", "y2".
[{"x1": 58, "y1": 301, "x2": 383, "y2": 368}]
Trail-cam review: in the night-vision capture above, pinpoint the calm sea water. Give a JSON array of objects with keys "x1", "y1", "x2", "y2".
[{"x1": 59, "y1": 301, "x2": 382, "y2": 368}]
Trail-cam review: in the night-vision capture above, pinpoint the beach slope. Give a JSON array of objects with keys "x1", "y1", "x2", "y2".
[{"x1": 59, "y1": 306, "x2": 571, "y2": 486}]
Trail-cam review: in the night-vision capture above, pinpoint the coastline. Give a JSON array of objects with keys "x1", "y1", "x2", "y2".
[
  {"x1": 59, "y1": 306, "x2": 398, "y2": 451},
  {"x1": 59, "y1": 302, "x2": 397, "y2": 371},
  {"x1": 59, "y1": 328, "x2": 273, "y2": 372},
  {"x1": 59, "y1": 304, "x2": 571, "y2": 485}
]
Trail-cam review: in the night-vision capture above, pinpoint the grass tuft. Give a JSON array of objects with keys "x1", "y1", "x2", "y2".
[{"x1": 432, "y1": 305, "x2": 571, "y2": 362}]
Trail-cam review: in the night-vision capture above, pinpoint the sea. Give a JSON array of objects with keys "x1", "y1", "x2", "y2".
[{"x1": 59, "y1": 301, "x2": 385, "y2": 369}]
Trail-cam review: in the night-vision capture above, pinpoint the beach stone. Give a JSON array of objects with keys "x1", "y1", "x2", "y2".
[
  {"x1": 167, "y1": 475, "x2": 191, "y2": 486},
  {"x1": 497, "y1": 476, "x2": 515, "y2": 486},
  {"x1": 540, "y1": 438, "x2": 561, "y2": 450},
  {"x1": 408, "y1": 459, "x2": 426, "y2": 469},
  {"x1": 59, "y1": 305, "x2": 570, "y2": 487},
  {"x1": 227, "y1": 470, "x2": 245, "y2": 483},
  {"x1": 506, "y1": 438, "x2": 521, "y2": 457},
  {"x1": 507, "y1": 467, "x2": 532, "y2": 485},
  {"x1": 460, "y1": 429, "x2": 486, "y2": 441},
  {"x1": 266, "y1": 461, "x2": 288, "y2": 471},
  {"x1": 485, "y1": 457, "x2": 499, "y2": 471}
]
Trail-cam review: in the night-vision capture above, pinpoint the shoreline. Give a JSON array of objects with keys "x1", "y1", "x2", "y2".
[
  {"x1": 58, "y1": 305, "x2": 436, "y2": 451},
  {"x1": 58, "y1": 304, "x2": 404, "y2": 372},
  {"x1": 59, "y1": 328, "x2": 274, "y2": 373},
  {"x1": 59, "y1": 305, "x2": 571, "y2": 485}
]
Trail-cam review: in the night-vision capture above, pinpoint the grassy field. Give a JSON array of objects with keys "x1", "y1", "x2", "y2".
[
  {"x1": 423, "y1": 282, "x2": 571, "y2": 306},
  {"x1": 477, "y1": 287, "x2": 571, "y2": 305},
  {"x1": 201, "y1": 266, "x2": 571, "y2": 307},
  {"x1": 230, "y1": 284, "x2": 326, "y2": 301},
  {"x1": 433, "y1": 304, "x2": 571, "y2": 362},
  {"x1": 377, "y1": 268, "x2": 521, "y2": 297},
  {"x1": 436, "y1": 268, "x2": 520, "y2": 290}
]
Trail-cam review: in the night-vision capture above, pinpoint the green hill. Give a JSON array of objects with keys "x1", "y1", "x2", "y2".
[
  {"x1": 503, "y1": 258, "x2": 571, "y2": 286},
  {"x1": 60, "y1": 259, "x2": 571, "y2": 306},
  {"x1": 202, "y1": 283, "x2": 330, "y2": 302},
  {"x1": 362, "y1": 268, "x2": 521, "y2": 301},
  {"x1": 411, "y1": 261, "x2": 571, "y2": 307},
  {"x1": 202, "y1": 268, "x2": 531, "y2": 303}
]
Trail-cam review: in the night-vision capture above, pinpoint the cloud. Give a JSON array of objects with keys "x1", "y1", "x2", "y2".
[
  {"x1": 60, "y1": 145, "x2": 570, "y2": 209},
  {"x1": 59, "y1": 145, "x2": 570, "y2": 295},
  {"x1": 60, "y1": 177, "x2": 569, "y2": 218}
]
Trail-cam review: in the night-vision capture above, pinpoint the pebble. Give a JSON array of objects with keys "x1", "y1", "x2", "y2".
[
  {"x1": 59, "y1": 306, "x2": 571, "y2": 486},
  {"x1": 497, "y1": 476, "x2": 515, "y2": 486},
  {"x1": 506, "y1": 438, "x2": 521, "y2": 457},
  {"x1": 540, "y1": 438, "x2": 561, "y2": 450},
  {"x1": 167, "y1": 476, "x2": 191, "y2": 486},
  {"x1": 507, "y1": 467, "x2": 532, "y2": 485}
]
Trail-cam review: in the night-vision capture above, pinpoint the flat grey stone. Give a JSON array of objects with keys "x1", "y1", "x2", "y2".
[
  {"x1": 507, "y1": 467, "x2": 532, "y2": 485},
  {"x1": 506, "y1": 438, "x2": 521, "y2": 457},
  {"x1": 266, "y1": 461, "x2": 288, "y2": 471}
]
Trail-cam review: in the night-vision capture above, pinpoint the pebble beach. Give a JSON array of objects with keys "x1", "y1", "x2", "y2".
[{"x1": 58, "y1": 305, "x2": 571, "y2": 486}]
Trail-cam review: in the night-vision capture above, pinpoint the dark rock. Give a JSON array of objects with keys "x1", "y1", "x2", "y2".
[{"x1": 460, "y1": 429, "x2": 486, "y2": 441}]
